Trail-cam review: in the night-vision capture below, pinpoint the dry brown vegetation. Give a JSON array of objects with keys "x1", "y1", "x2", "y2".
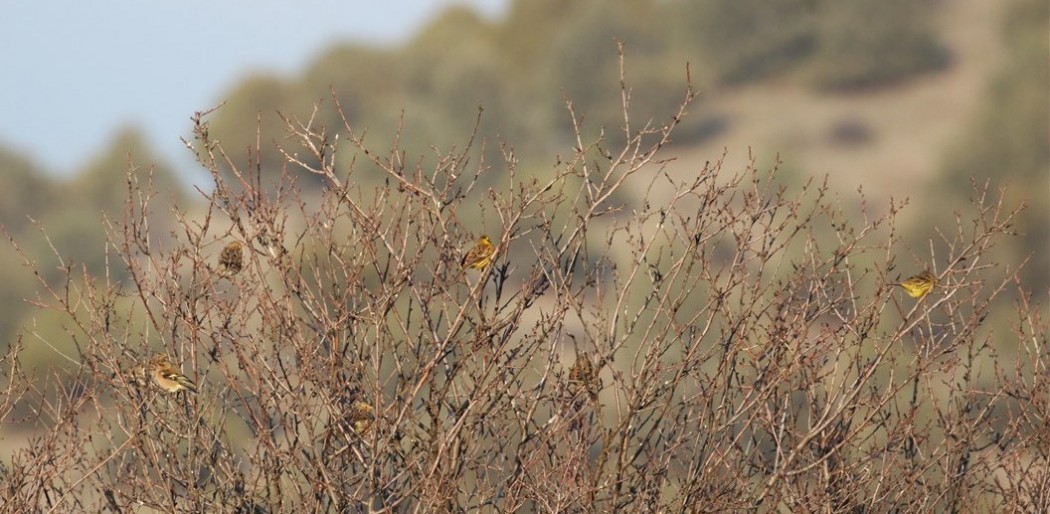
[{"x1": 0, "y1": 57, "x2": 1046, "y2": 513}]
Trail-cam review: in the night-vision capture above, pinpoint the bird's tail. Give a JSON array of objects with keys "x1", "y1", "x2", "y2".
[{"x1": 177, "y1": 376, "x2": 198, "y2": 394}]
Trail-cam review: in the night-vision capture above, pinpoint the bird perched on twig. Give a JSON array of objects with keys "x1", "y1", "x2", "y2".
[
  {"x1": 218, "y1": 241, "x2": 244, "y2": 275},
  {"x1": 890, "y1": 270, "x2": 936, "y2": 299},
  {"x1": 349, "y1": 399, "x2": 374, "y2": 434},
  {"x1": 568, "y1": 351, "x2": 599, "y2": 400},
  {"x1": 568, "y1": 355, "x2": 595, "y2": 387},
  {"x1": 461, "y1": 235, "x2": 496, "y2": 272},
  {"x1": 148, "y1": 354, "x2": 197, "y2": 394}
]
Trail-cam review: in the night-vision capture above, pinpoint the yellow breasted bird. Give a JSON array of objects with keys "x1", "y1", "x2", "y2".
[
  {"x1": 891, "y1": 270, "x2": 936, "y2": 299},
  {"x1": 461, "y1": 235, "x2": 495, "y2": 272},
  {"x1": 349, "y1": 400, "x2": 374, "y2": 434}
]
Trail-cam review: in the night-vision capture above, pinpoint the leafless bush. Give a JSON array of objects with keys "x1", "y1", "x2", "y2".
[{"x1": 1, "y1": 57, "x2": 1046, "y2": 513}]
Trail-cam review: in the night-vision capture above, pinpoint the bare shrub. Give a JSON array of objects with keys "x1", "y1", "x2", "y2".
[{"x1": 1, "y1": 57, "x2": 1046, "y2": 513}]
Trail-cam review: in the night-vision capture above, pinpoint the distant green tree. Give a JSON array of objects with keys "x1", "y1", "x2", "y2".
[
  {"x1": 302, "y1": 43, "x2": 410, "y2": 152},
  {"x1": 494, "y1": 0, "x2": 600, "y2": 153},
  {"x1": 0, "y1": 148, "x2": 56, "y2": 355},
  {"x1": 32, "y1": 203, "x2": 113, "y2": 283},
  {"x1": 201, "y1": 0, "x2": 959, "y2": 192},
  {"x1": 301, "y1": 45, "x2": 413, "y2": 187},
  {"x1": 400, "y1": 6, "x2": 513, "y2": 162},
  {"x1": 205, "y1": 74, "x2": 322, "y2": 188},
  {"x1": 0, "y1": 247, "x2": 34, "y2": 344},
  {"x1": 304, "y1": 44, "x2": 407, "y2": 124},
  {"x1": 0, "y1": 147, "x2": 56, "y2": 233},
  {"x1": 809, "y1": 0, "x2": 949, "y2": 90},
  {"x1": 541, "y1": 1, "x2": 668, "y2": 134},
  {"x1": 928, "y1": 0, "x2": 1048, "y2": 291},
  {"x1": 496, "y1": 0, "x2": 591, "y2": 79},
  {"x1": 34, "y1": 128, "x2": 183, "y2": 281},
  {"x1": 676, "y1": 0, "x2": 818, "y2": 84},
  {"x1": 73, "y1": 127, "x2": 184, "y2": 214}
]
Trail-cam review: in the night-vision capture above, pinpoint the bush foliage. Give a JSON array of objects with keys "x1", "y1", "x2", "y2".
[{"x1": 0, "y1": 58, "x2": 1046, "y2": 512}]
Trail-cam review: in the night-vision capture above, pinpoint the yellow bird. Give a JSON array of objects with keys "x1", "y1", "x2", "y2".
[
  {"x1": 461, "y1": 235, "x2": 496, "y2": 271},
  {"x1": 218, "y1": 241, "x2": 244, "y2": 275},
  {"x1": 891, "y1": 270, "x2": 936, "y2": 299},
  {"x1": 349, "y1": 400, "x2": 374, "y2": 434},
  {"x1": 148, "y1": 354, "x2": 197, "y2": 394}
]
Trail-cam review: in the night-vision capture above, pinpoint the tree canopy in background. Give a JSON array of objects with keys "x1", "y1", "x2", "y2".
[
  {"x1": 0, "y1": 129, "x2": 182, "y2": 345},
  {"x1": 201, "y1": 0, "x2": 952, "y2": 189},
  {"x1": 926, "y1": 0, "x2": 1048, "y2": 290}
]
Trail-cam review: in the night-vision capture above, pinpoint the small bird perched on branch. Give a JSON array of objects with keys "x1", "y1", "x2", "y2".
[
  {"x1": 218, "y1": 241, "x2": 244, "y2": 275},
  {"x1": 568, "y1": 350, "x2": 599, "y2": 401},
  {"x1": 461, "y1": 235, "x2": 496, "y2": 272},
  {"x1": 890, "y1": 270, "x2": 936, "y2": 299},
  {"x1": 568, "y1": 355, "x2": 595, "y2": 387},
  {"x1": 349, "y1": 400, "x2": 374, "y2": 434},
  {"x1": 148, "y1": 354, "x2": 197, "y2": 394}
]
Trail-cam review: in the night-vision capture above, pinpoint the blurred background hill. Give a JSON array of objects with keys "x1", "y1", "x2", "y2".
[{"x1": 0, "y1": 0, "x2": 1046, "y2": 374}]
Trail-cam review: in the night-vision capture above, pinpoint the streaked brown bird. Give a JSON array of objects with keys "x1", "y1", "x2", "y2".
[
  {"x1": 568, "y1": 352, "x2": 599, "y2": 401},
  {"x1": 218, "y1": 241, "x2": 244, "y2": 275},
  {"x1": 568, "y1": 355, "x2": 595, "y2": 386},
  {"x1": 891, "y1": 270, "x2": 936, "y2": 299},
  {"x1": 461, "y1": 235, "x2": 495, "y2": 272},
  {"x1": 148, "y1": 354, "x2": 197, "y2": 394}
]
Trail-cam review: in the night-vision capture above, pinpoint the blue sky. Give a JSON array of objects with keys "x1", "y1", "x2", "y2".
[{"x1": 0, "y1": 1, "x2": 507, "y2": 183}]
